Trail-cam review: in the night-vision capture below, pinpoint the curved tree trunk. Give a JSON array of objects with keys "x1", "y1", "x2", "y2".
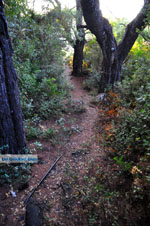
[
  {"x1": 80, "y1": 0, "x2": 150, "y2": 92},
  {"x1": 72, "y1": 0, "x2": 85, "y2": 76},
  {"x1": 0, "y1": 1, "x2": 26, "y2": 154}
]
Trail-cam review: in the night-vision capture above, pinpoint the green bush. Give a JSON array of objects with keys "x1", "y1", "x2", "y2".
[
  {"x1": 26, "y1": 126, "x2": 43, "y2": 140},
  {"x1": 42, "y1": 128, "x2": 57, "y2": 139},
  {"x1": 6, "y1": 4, "x2": 74, "y2": 122},
  {"x1": 83, "y1": 37, "x2": 102, "y2": 74},
  {"x1": 109, "y1": 85, "x2": 150, "y2": 157},
  {"x1": 82, "y1": 72, "x2": 101, "y2": 92},
  {"x1": 0, "y1": 164, "x2": 31, "y2": 186}
]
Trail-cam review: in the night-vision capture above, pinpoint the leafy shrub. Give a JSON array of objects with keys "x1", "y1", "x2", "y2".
[
  {"x1": 0, "y1": 164, "x2": 31, "y2": 186},
  {"x1": 90, "y1": 36, "x2": 150, "y2": 225},
  {"x1": 83, "y1": 37, "x2": 102, "y2": 74},
  {"x1": 111, "y1": 18, "x2": 128, "y2": 43},
  {"x1": 6, "y1": 4, "x2": 74, "y2": 122},
  {"x1": 82, "y1": 72, "x2": 101, "y2": 92},
  {"x1": 42, "y1": 128, "x2": 57, "y2": 139},
  {"x1": 26, "y1": 126, "x2": 43, "y2": 140}
]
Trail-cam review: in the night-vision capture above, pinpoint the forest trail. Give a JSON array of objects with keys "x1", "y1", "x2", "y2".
[
  {"x1": 0, "y1": 67, "x2": 105, "y2": 226},
  {"x1": 64, "y1": 67, "x2": 100, "y2": 158}
]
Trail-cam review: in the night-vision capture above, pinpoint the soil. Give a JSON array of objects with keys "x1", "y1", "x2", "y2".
[{"x1": 0, "y1": 67, "x2": 105, "y2": 226}]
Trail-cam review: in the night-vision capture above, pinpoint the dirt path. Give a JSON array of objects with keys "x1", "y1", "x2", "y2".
[
  {"x1": 65, "y1": 71, "x2": 99, "y2": 157},
  {"x1": 0, "y1": 68, "x2": 103, "y2": 226}
]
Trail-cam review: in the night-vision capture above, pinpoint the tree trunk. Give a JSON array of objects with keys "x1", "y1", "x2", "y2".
[
  {"x1": 100, "y1": 55, "x2": 121, "y2": 92},
  {"x1": 99, "y1": 18, "x2": 121, "y2": 92},
  {"x1": 72, "y1": 0, "x2": 85, "y2": 76},
  {"x1": 0, "y1": 1, "x2": 26, "y2": 154},
  {"x1": 80, "y1": 0, "x2": 150, "y2": 92},
  {"x1": 73, "y1": 38, "x2": 85, "y2": 75}
]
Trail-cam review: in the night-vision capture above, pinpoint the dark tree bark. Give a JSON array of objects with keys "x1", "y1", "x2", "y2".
[
  {"x1": 72, "y1": 0, "x2": 85, "y2": 76},
  {"x1": 80, "y1": 0, "x2": 150, "y2": 91},
  {"x1": 0, "y1": 1, "x2": 26, "y2": 154}
]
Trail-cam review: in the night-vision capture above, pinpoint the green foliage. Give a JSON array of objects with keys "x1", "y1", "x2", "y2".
[
  {"x1": 80, "y1": 37, "x2": 102, "y2": 93},
  {"x1": 43, "y1": 128, "x2": 57, "y2": 139},
  {"x1": 83, "y1": 37, "x2": 102, "y2": 74},
  {"x1": 5, "y1": 2, "x2": 75, "y2": 123},
  {"x1": 109, "y1": 46, "x2": 150, "y2": 160},
  {"x1": 102, "y1": 29, "x2": 150, "y2": 160},
  {"x1": 38, "y1": 78, "x2": 59, "y2": 96},
  {"x1": 26, "y1": 126, "x2": 43, "y2": 140},
  {"x1": 87, "y1": 27, "x2": 150, "y2": 225},
  {"x1": 0, "y1": 2, "x2": 75, "y2": 186},
  {"x1": 0, "y1": 164, "x2": 31, "y2": 185},
  {"x1": 113, "y1": 156, "x2": 133, "y2": 172},
  {"x1": 71, "y1": 21, "x2": 150, "y2": 224},
  {"x1": 4, "y1": 0, "x2": 27, "y2": 17},
  {"x1": 109, "y1": 93, "x2": 150, "y2": 157},
  {"x1": 111, "y1": 18, "x2": 128, "y2": 43},
  {"x1": 82, "y1": 72, "x2": 100, "y2": 92}
]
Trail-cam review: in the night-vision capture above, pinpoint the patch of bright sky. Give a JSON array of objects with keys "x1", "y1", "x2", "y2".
[{"x1": 28, "y1": 0, "x2": 144, "y2": 21}]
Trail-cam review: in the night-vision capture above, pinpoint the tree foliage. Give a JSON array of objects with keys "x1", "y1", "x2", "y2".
[
  {"x1": 5, "y1": 2, "x2": 74, "y2": 121},
  {"x1": 80, "y1": 0, "x2": 150, "y2": 91}
]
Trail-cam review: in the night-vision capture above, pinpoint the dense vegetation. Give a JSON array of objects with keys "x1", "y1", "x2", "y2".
[
  {"x1": 69, "y1": 20, "x2": 150, "y2": 225},
  {"x1": 5, "y1": 1, "x2": 76, "y2": 138},
  {"x1": 0, "y1": 0, "x2": 75, "y2": 184}
]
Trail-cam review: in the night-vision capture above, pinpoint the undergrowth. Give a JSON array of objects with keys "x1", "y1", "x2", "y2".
[
  {"x1": 0, "y1": 1, "x2": 75, "y2": 186},
  {"x1": 79, "y1": 46, "x2": 150, "y2": 225},
  {"x1": 58, "y1": 36, "x2": 150, "y2": 225}
]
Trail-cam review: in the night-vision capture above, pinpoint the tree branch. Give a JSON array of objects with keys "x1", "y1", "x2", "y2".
[
  {"x1": 80, "y1": 0, "x2": 117, "y2": 62},
  {"x1": 80, "y1": 0, "x2": 104, "y2": 46},
  {"x1": 140, "y1": 32, "x2": 150, "y2": 42},
  {"x1": 118, "y1": 0, "x2": 150, "y2": 63}
]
